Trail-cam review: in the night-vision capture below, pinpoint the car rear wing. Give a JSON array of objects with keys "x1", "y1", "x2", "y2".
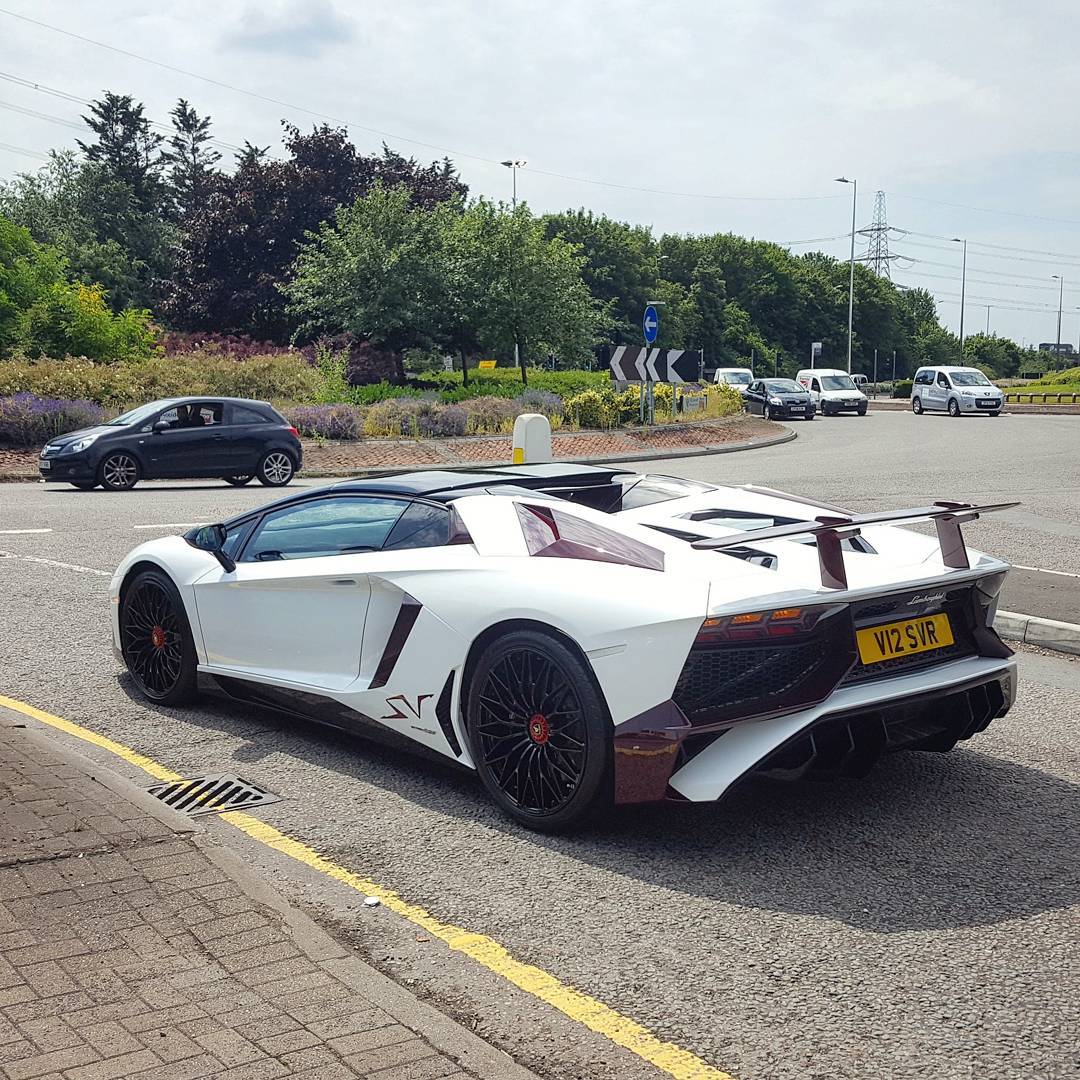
[{"x1": 690, "y1": 501, "x2": 1019, "y2": 589}]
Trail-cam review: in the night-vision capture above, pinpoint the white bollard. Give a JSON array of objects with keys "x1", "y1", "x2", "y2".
[{"x1": 512, "y1": 413, "x2": 552, "y2": 464}]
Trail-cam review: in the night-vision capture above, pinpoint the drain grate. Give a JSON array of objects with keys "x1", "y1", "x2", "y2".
[{"x1": 146, "y1": 773, "x2": 281, "y2": 816}]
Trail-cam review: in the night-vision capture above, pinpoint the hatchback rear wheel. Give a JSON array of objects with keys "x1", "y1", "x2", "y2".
[{"x1": 257, "y1": 451, "x2": 294, "y2": 486}]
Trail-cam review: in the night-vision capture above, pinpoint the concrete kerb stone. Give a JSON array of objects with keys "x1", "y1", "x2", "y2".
[
  {"x1": 997, "y1": 609, "x2": 1080, "y2": 655},
  {"x1": 0, "y1": 705, "x2": 540, "y2": 1080}
]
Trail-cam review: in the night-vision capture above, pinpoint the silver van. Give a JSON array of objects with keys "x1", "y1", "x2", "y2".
[{"x1": 911, "y1": 366, "x2": 1003, "y2": 417}]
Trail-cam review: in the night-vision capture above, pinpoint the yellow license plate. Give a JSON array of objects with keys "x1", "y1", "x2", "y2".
[{"x1": 856, "y1": 612, "x2": 954, "y2": 665}]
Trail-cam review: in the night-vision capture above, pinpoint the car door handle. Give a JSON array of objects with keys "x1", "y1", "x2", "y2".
[
  {"x1": 330, "y1": 578, "x2": 359, "y2": 586},
  {"x1": 211, "y1": 434, "x2": 225, "y2": 440}
]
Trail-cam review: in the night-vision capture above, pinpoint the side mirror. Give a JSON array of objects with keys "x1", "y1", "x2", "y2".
[
  {"x1": 152, "y1": 420, "x2": 170, "y2": 433},
  {"x1": 189, "y1": 523, "x2": 235, "y2": 573}
]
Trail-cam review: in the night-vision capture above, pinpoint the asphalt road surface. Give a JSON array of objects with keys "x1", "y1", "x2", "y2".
[{"x1": 0, "y1": 410, "x2": 1077, "y2": 1080}]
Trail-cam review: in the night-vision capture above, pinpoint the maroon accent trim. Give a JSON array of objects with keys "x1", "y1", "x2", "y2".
[
  {"x1": 370, "y1": 594, "x2": 422, "y2": 689},
  {"x1": 612, "y1": 701, "x2": 692, "y2": 804},
  {"x1": 813, "y1": 516, "x2": 851, "y2": 590}
]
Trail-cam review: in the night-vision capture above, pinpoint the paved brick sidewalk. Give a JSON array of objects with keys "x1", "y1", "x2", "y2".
[{"x1": 0, "y1": 715, "x2": 534, "y2": 1080}]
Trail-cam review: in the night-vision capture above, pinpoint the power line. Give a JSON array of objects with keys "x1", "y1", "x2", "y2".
[
  {"x1": 896, "y1": 227, "x2": 1080, "y2": 262},
  {"x1": 892, "y1": 234, "x2": 1080, "y2": 271},
  {"x1": 891, "y1": 192, "x2": 1080, "y2": 228},
  {"x1": 0, "y1": 140, "x2": 49, "y2": 160},
  {"x1": 0, "y1": 7, "x2": 846, "y2": 204},
  {"x1": 0, "y1": 98, "x2": 84, "y2": 131}
]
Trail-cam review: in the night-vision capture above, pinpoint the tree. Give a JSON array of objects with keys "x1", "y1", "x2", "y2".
[
  {"x1": 285, "y1": 184, "x2": 457, "y2": 353},
  {"x1": 162, "y1": 99, "x2": 221, "y2": 218},
  {"x1": 166, "y1": 124, "x2": 468, "y2": 340},
  {"x1": 77, "y1": 93, "x2": 163, "y2": 209}
]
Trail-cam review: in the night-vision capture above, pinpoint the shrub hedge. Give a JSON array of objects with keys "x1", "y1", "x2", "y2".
[{"x1": 0, "y1": 393, "x2": 106, "y2": 448}]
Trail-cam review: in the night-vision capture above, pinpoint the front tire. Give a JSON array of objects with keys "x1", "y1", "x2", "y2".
[
  {"x1": 948, "y1": 398, "x2": 961, "y2": 417},
  {"x1": 804, "y1": 413, "x2": 815, "y2": 420},
  {"x1": 465, "y1": 630, "x2": 612, "y2": 832},
  {"x1": 119, "y1": 569, "x2": 198, "y2": 705},
  {"x1": 989, "y1": 410, "x2": 1001, "y2": 417},
  {"x1": 224, "y1": 474, "x2": 254, "y2": 486},
  {"x1": 257, "y1": 450, "x2": 295, "y2": 486},
  {"x1": 912, "y1": 397, "x2": 923, "y2": 414},
  {"x1": 70, "y1": 481, "x2": 97, "y2": 490},
  {"x1": 98, "y1": 452, "x2": 140, "y2": 491},
  {"x1": 762, "y1": 404, "x2": 772, "y2": 421},
  {"x1": 857, "y1": 404, "x2": 868, "y2": 416}
]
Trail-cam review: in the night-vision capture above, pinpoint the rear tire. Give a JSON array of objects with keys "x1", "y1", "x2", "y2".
[
  {"x1": 98, "y1": 452, "x2": 140, "y2": 491},
  {"x1": 948, "y1": 398, "x2": 961, "y2": 417},
  {"x1": 465, "y1": 629, "x2": 612, "y2": 832},
  {"x1": 119, "y1": 569, "x2": 198, "y2": 705},
  {"x1": 70, "y1": 481, "x2": 97, "y2": 490},
  {"x1": 224, "y1": 475, "x2": 254, "y2": 486},
  {"x1": 912, "y1": 397, "x2": 923, "y2": 414},
  {"x1": 257, "y1": 451, "x2": 295, "y2": 486}
]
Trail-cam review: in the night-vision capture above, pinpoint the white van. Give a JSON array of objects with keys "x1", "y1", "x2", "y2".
[
  {"x1": 911, "y1": 366, "x2": 1003, "y2": 416},
  {"x1": 712, "y1": 367, "x2": 754, "y2": 396},
  {"x1": 795, "y1": 369, "x2": 868, "y2": 416}
]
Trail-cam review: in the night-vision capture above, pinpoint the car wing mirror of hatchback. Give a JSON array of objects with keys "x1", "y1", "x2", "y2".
[
  {"x1": 152, "y1": 420, "x2": 170, "y2": 433},
  {"x1": 187, "y1": 523, "x2": 235, "y2": 573}
]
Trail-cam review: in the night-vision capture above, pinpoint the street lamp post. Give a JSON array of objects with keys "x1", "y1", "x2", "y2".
[
  {"x1": 834, "y1": 177, "x2": 857, "y2": 374},
  {"x1": 500, "y1": 159, "x2": 526, "y2": 209},
  {"x1": 952, "y1": 237, "x2": 967, "y2": 357},
  {"x1": 501, "y1": 159, "x2": 527, "y2": 381},
  {"x1": 1052, "y1": 275, "x2": 1065, "y2": 357}
]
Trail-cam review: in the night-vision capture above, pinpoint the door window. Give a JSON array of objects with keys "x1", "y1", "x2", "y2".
[
  {"x1": 157, "y1": 403, "x2": 223, "y2": 429},
  {"x1": 242, "y1": 496, "x2": 411, "y2": 562},
  {"x1": 811, "y1": 379, "x2": 821, "y2": 392},
  {"x1": 383, "y1": 502, "x2": 451, "y2": 550},
  {"x1": 936, "y1": 373, "x2": 950, "y2": 388}
]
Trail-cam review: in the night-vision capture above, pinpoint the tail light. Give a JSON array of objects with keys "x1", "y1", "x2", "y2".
[
  {"x1": 695, "y1": 605, "x2": 833, "y2": 644},
  {"x1": 287, "y1": 426, "x2": 300, "y2": 439}
]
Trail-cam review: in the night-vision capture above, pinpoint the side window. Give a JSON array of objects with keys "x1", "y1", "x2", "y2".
[
  {"x1": 242, "y1": 496, "x2": 410, "y2": 562},
  {"x1": 811, "y1": 379, "x2": 821, "y2": 392},
  {"x1": 222, "y1": 520, "x2": 255, "y2": 560},
  {"x1": 229, "y1": 405, "x2": 270, "y2": 425},
  {"x1": 936, "y1": 373, "x2": 950, "y2": 388},
  {"x1": 383, "y1": 503, "x2": 451, "y2": 551}
]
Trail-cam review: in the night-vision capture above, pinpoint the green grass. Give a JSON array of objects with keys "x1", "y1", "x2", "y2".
[{"x1": 1004, "y1": 385, "x2": 1080, "y2": 398}]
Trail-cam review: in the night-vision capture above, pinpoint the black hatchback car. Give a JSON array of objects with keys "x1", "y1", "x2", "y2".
[
  {"x1": 38, "y1": 397, "x2": 303, "y2": 491},
  {"x1": 744, "y1": 378, "x2": 816, "y2": 421}
]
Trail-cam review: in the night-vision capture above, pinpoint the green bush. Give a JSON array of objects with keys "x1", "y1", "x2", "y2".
[
  {"x1": 1031, "y1": 366, "x2": 1080, "y2": 385},
  {"x1": 427, "y1": 368, "x2": 609, "y2": 400},
  {"x1": 564, "y1": 389, "x2": 615, "y2": 428},
  {"x1": 0, "y1": 353, "x2": 321, "y2": 406},
  {"x1": 892, "y1": 379, "x2": 913, "y2": 398}
]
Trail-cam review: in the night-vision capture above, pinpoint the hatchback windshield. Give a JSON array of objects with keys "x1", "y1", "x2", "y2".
[
  {"x1": 820, "y1": 375, "x2": 857, "y2": 391},
  {"x1": 763, "y1": 379, "x2": 803, "y2": 394},
  {"x1": 106, "y1": 402, "x2": 171, "y2": 427},
  {"x1": 950, "y1": 370, "x2": 993, "y2": 387},
  {"x1": 720, "y1": 372, "x2": 752, "y2": 385}
]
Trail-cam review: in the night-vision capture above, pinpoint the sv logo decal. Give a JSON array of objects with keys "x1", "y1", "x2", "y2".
[{"x1": 381, "y1": 693, "x2": 433, "y2": 722}]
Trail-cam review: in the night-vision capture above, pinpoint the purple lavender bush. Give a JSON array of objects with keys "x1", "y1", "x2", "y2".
[
  {"x1": 0, "y1": 394, "x2": 106, "y2": 448},
  {"x1": 284, "y1": 404, "x2": 364, "y2": 440}
]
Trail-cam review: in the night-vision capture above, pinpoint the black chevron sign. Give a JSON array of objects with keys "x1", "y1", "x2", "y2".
[{"x1": 608, "y1": 346, "x2": 700, "y2": 384}]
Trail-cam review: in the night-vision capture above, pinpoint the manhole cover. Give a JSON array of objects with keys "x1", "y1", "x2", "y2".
[{"x1": 146, "y1": 773, "x2": 281, "y2": 816}]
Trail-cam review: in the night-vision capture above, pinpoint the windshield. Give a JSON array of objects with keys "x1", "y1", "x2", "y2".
[
  {"x1": 763, "y1": 379, "x2": 802, "y2": 394},
  {"x1": 106, "y1": 402, "x2": 170, "y2": 427},
  {"x1": 820, "y1": 375, "x2": 857, "y2": 391},
  {"x1": 951, "y1": 370, "x2": 992, "y2": 386},
  {"x1": 720, "y1": 372, "x2": 752, "y2": 385}
]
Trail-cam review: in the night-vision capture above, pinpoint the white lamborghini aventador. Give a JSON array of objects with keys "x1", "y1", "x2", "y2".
[{"x1": 110, "y1": 465, "x2": 1018, "y2": 830}]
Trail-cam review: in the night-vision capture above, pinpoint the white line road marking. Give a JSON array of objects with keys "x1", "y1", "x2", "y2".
[
  {"x1": 0, "y1": 551, "x2": 110, "y2": 577},
  {"x1": 1015, "y1": 565, "x2": 1080, "y2": 579},
  {"x1": 0, "y1": 529, "x2": 52, "y2": 534},
  {"x1": 133, "y1": 523, "x2": 201, "y2": 530}
]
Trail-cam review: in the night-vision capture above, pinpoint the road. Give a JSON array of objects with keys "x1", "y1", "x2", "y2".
[{"x1": 0, "y1": 410, "x2": 1077, "y2": 1080}]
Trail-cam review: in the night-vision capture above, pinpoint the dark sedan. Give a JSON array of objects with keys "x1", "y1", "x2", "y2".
[
  {"x1": 38, "y1": 397, "x2": 303, "y2": 491},
  {"x1": 744, "y1": 379, "x2": 816, "y2": 421}
]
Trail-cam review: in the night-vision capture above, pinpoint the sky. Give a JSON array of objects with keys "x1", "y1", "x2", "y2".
[{"x1": 3, "y1": 0, "x2": 1080, "y2": 351}]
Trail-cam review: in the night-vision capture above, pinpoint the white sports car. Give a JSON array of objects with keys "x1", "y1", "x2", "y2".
[{"x1": 110, "y1": 465, "x2": 1018, "y2": 831}]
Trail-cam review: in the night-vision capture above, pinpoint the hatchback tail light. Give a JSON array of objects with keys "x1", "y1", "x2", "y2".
[{"x1": 287, "y1": 426, "x2": 300, "y2": 439}]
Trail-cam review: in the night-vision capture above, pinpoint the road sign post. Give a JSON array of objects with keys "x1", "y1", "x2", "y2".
[
  {"x1": 642, "y1": 306, "x2": 659, "y2": 424},
  {"x1": 811, "y1": 341, "x2": 822, "y2": 369}
]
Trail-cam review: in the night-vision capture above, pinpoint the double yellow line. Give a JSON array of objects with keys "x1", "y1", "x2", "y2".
[{"x1": 0, "y1": 693, "x2": 734, "y2": 1080}]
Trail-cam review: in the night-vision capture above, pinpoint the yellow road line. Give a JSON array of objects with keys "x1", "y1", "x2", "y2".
[{"x1": 0, "y1": 693, "x2": 735, "y2": 1080}]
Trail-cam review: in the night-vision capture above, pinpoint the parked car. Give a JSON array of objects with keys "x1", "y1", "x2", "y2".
[
  {"x1": 745, "y1": 378, "x2": 816, "y2": 420},
  {"x1": 850, "y1": 373, "x2": 869, "y2": 391},
  {"x1": 911, "y1": 367, "x2": 1003, "y2": 417},
  {"x1": 795, "y1": 369, "x2": 868, "y2": 416},
  {"x1": 38, "y1": 397, "x2": 303, "y2": 491},
  {"x1": 110, "y1": 463, "x2": 1017, "y2": 831},
  {"x1": 712, "y1": 367, "x2": 755, "y2": 396}
]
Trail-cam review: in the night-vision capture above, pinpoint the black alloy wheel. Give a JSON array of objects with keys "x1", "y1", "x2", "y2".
[
  {"x1": 912, "y1": 396, "x2": 923, "y2": 414},
  {"x1": 466, "y1": 630, "x2": 611, "y2": 831},
  {"x1": 225, "y1": 474, "x2": 254, "y2": 486},
  {"x1": 257, "y1": 450, "x2": 295, "y2": 486},
  {"x1": 70, "y1": 481, "x2": 97, "y2": 490},
  {"x1": 119, "y1": 569, "x2": 198, "y2": 705},
  {"x1": 948, "y1": 398, "x2": 961, "y2": 417},
  {"x1": 98, "y1": 451, "x2": 140, "y2": 491}
]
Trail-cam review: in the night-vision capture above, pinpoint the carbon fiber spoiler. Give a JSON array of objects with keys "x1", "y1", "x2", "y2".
[{"x1": 690, "y1": 501, "x2": 1019, "y2": 589}]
